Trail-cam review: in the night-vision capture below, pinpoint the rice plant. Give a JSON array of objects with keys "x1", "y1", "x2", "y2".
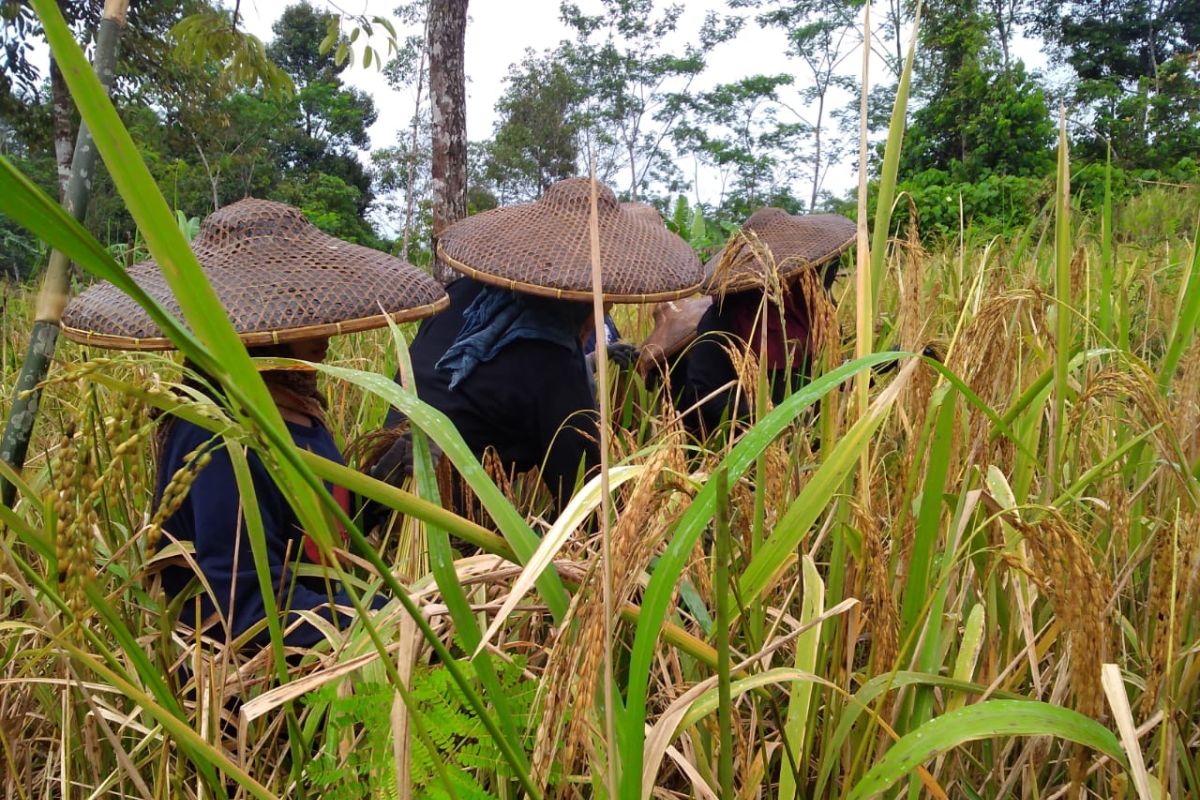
[{"x1": 3, "y1": 1, "x2": 1200, "y2": 798}]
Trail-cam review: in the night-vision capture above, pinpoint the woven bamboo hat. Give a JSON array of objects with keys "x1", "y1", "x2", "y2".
[
  {"x1": 436, "y1": 177, "x2": 701, "y2": 302},
  {"x1": 62, "y1": 198, "x2": 449, "y2": 351},
  {"x1": 704, "y1": 209, "x2": 856, "y2": 295}
]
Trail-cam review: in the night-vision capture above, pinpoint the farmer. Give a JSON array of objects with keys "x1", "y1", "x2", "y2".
[
  {"x1": 373, "y1": 178, "x2": 701, "y2": 511},
  {"x1": 641, "y1": 209, "x2": 855, "y2": 437},
  {"x1": 60, "y1": 198, "x2": 448, "y2": 648}
]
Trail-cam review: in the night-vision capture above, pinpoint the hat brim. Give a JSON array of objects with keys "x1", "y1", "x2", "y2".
[
  {"x1": 61, "y1": 198, "x2": 450, "y2": 350},
  {"x1": 61, "y1": 299, "x2": 449, "y2": 351}
]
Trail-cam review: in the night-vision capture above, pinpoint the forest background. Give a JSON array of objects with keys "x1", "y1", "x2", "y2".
[{"x1": 1, "y1": 0, "x2": 1198, "y2": 279}]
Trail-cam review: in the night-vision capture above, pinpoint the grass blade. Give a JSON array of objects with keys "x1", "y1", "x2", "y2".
[
  {"x1": 740, "y1": 361, "x2": 915, "y2": 606},
  {"x1": 847, "y1": 701, "x2": 1127, "y2": 800}
]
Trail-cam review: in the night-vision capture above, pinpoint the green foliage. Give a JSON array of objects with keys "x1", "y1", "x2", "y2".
[
  {"x1": 559, "y1": 0, "x2": 742, "y2": 198},
  {"x1": 891, "y1": 169, "x2": 1048, "y2": 238},
  {"x1": 304, "y1": 682, "x2": 397, "y2": 799},
  {"x1": 171, "y1": 8, "x2": 294, "y2": 100},
  {"x1": 1033, "y1": 0, "x2": 1200, "y2": 166},
  {"x1": 407, "y1": 657, "x2": 542, "y2": 799},
  {"x1": 900, "y1": 0, "x2": 1054, "y2": 182},
  {"x1": 484, "y1": 49, "x2": 583, "y2": 201},
  {"x1": 671, "y1": 74, "x2": 811, "y2": 216}
]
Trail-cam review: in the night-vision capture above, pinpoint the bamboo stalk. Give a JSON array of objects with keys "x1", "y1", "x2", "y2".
[
  {"x1": 587, "y1": 155, "x2": 619, "y2": 794},
  {"x1": 0, "y1": 0, "x2": 129, "y2": 507}
]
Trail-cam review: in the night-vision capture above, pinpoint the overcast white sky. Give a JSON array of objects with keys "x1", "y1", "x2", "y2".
[
  {"x1": 238, "y1": 0, "x2": 868, "y2": 203},
  {"x1": 28, "y1": 0, "x2": 1052, "y2": 214}
]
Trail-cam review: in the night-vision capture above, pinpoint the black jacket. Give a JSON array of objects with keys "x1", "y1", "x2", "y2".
[{"x1": 386, "y1": 277, "x2": 600, "y2": 508}]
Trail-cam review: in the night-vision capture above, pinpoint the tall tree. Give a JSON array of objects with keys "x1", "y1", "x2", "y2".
[
  {"x1": 559, "y1": 0, "x2": 741, "y2": 199},
  {"x1": 428, "y1": 0, "x2": 467, "y2": 284},
  {"x1": 901, "y1": 0, "x2": 1053, "y2": 180},
  {"x1": 382, "y1": 0, "x2": 431, "y2": 261},
  {"x1": 485, "y1": 48, "x2": 583, "y2": 202},
  {"x1": 671, "y1": 73, "x2": 807, "y2": 215},
  {"x1": 1033, "y1": 0, "x2": 1200, "y2": 166},
  {"x1": 735, "y1": 0, "x2": 864, "y2": 208}
]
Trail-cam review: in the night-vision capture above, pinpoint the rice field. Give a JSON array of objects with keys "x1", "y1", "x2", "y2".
[
  {"x1": 3, "y1": 172, "x2": 1199, "y2": 798},
  {"x1": 4, "y1": 5, "x2": 1200, "y2": 799}
]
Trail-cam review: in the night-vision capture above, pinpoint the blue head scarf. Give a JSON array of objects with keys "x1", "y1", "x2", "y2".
[{"x1": 436, "y1": 284, "x2": 591, "y2": 389}]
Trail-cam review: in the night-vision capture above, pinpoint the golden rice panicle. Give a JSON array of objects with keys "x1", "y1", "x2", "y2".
[
  {"x1": 947, "y1": 288, "x2": 1044, "y2": 469},
  {"x1": 852, "y1": 499, "x2": 899, "y2": 672},
  {"x1": 533, "y1": 447, "x2": 681, "y2": 786},
  {"x1": 1007, "y1": 508, "x2": 1111, "y2": 719},
  {"x1": 791, "y1": 266, "x2": 838, "y2": 359},
  {"x1": 49, "y1": 426, "x2": 102, "y2": 627},
  {"x1": 1144, "y1": 507, "x2": 1199, "y2": 710}
]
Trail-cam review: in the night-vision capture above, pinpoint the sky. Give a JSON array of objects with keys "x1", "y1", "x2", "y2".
[
  {"x1": 27, "y1": 0, "x2": 1054, "y2": 217},
  {"x1": 237, "y1": 0, "x2": 865, "y2": 204}
]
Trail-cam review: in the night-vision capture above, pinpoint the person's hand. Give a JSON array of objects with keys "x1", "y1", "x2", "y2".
[
  {"x1": 367, "y1": 432, "x2": 443, "y2": 487},
  {"x1": 586, "y1": 342, "x2": 640, "y2": 372},
  {"x1": 607, "y1": 341, "x2": 639, "y2": 369},
  {"x1": 636, "y1": 296, "x2": 713, "y2": 374}
]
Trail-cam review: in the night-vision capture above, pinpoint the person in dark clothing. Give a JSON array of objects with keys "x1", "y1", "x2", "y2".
[
  {"x1": 156, "y1": 345, "x2": 387, "y2": 648},
  {"x1": 642, "y1": 209, "x2": 856, "y2": 438},
  {"x1": 675, "y1": 288, "x2": 818, "y2": 436},
  {"x1": 384, "y1": 277, "x2": 600, "y2": 509},
  {"x1": 373, "y1": 177, "x2": 703, "y2": 512},
  {"x1": 60, "y1": 198, "x2": 449, "y2": 648}
]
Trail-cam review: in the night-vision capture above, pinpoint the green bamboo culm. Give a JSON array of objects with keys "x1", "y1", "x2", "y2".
[{"x1": 0, "y1": 0, "x2": 130, "y2": 508}]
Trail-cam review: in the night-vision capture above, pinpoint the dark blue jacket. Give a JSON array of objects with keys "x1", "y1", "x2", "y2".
[{"x1": 156, "y1": 418, "x2": 384, "y2": 648}]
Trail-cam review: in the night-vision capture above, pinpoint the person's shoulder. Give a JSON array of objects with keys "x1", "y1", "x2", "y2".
[{"x1": 162, "y1": 418, "x2": 220, "y2": 453}]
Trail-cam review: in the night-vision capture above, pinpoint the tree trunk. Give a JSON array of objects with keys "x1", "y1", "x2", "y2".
[
  {"x1": 428, "y1": 0, "x2": 468, "y2": 285},
  {"x1": 50, "y1": 57, "x2": 74, "y2": 199}
]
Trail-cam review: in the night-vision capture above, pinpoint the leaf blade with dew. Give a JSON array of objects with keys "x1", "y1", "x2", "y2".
[
  {"x1": 814, "y1": 673, "x2": 1025, "y2": 798},
  {"x1": 619, "y1": 351, "x2": 902, "y2": 800},
  {"x1": 846, "y1": 700, "x2": 1127, "y2": 800},
  {"x1": 472, "y1": 464, "x2": 645, "y2": 659},
  {"x1": 739, "y1": 360, "x2": 916, "y2": 606}
]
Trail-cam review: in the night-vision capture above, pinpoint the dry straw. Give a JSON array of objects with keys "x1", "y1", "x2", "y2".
[{"x1": 532, "y1": 444, "x2": 684, "y2": 787}]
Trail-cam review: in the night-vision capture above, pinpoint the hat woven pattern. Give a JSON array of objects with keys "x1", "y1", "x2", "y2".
[
  {"x1": 437, "y1": 178, "x2": 701, "y2": 302},
  {"x1": 705, "y1": 209, "x2": 856, "y2": 294},
  {"x1": 62, "y1": 199, "x2": 448, "y2": 350}
]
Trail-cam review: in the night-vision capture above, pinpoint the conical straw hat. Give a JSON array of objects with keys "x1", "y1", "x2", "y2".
[
  {"x1": 62, "y1": 198, "x2": 449, "y2": 351},
  {"x1": 704, "y1": 209, "x2": 856, "y2": 295},
  {"x1": 436, "y1": 177, "x2": 701, "y2": 302},
  {"x1": 622, "y1": 201, "x2": 663, "y2": 225}
]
